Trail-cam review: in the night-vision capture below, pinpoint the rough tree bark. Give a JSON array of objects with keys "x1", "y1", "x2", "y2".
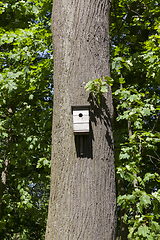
[{"x1": 45, "y1": 0, "x2": 117, "y2": 239}]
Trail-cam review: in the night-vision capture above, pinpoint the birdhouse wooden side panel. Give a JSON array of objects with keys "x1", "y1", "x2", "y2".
[
  {"x1": 73, "y1": 114, "x2": 89, "y2": 124},
  {"x1": 73, "y1": 110, "x2": 89, "y2": 116},
  {"x1": 73, "y1": 123, "x2": 89, "y2": 134}
]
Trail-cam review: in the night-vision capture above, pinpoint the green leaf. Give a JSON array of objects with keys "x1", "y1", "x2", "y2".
[
  {"x1": 100, "y1": 85, "x2": 107, "y2": 93},
  {"x1": 152, "y1": 190, "x2": 160, "y2": 202},
  {"x1": 137, "y1": 224, "x2": 149, "y2": 237},
  {"x1": 149, "y1": 221, "x2": 160, "y2": 233},
  {"x1": 0, "y1": 74, "x2": 3, "y2": 81},
  {"x1": 32, "y1": 5, "x2": 39, "y2": 14},
  {"x1": 103, "y1": 75, "x2": 114, "y2": 86},
  {"x1": 140, "y1": 194, "x2": 151, "y2": 205},
  {"x1": 134, "y1": 121, "x2": 143, "y2": 129},
  {"x1": 119, "y1": 77, "x2": 125, "y2": 84},
  {"x1": 29, "y1": 94, "x2": 34, "y2": 100},
  {"x1": 84, "y1": 80, "x2": 93, "y2": 91}
]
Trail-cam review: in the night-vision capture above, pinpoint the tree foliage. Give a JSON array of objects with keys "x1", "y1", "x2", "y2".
[
  {"x1": 1, "y1": 0, "x2": 160, "y2": 239},
  {"x1": 0, "y1": 0, "x2": 53, "y2": 239}
]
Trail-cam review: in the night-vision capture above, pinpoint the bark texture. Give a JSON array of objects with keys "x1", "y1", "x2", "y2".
[{"x1": 45, "y1": 0, "x2": 117, "y2": 239}]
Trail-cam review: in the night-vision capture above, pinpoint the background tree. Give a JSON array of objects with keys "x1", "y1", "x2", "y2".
[
  {"x1": 0, "y1": 0, "x2": 53, "y2": 239},
  {"x1": 45, "y1": 0, "x2": 117, "y2": 239}
]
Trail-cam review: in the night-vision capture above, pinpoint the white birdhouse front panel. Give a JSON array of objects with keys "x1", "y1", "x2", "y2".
[{"x1": 72, "y1": 105, "x2": 90, "y2": 134}]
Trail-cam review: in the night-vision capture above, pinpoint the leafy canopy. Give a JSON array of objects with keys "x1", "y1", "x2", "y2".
[{"x1": 0, "y1": 0, "x2": 53, "y2": 239}]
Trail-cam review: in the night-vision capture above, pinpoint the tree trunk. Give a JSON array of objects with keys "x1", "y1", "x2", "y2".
[
  {"x1": 116, "y1": 179, "x2": 128, "y2": 240},
  {"x1": 45, "y1": 0, "x2": 117, "y2": 239},
  {"x1": 0, "y1": 108, "x2": 12, "y2": 218}
]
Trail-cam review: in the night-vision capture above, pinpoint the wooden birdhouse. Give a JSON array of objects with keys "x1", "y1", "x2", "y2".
[{"x1": 71, "y1": 105, "x2": 90, "y2": 135}]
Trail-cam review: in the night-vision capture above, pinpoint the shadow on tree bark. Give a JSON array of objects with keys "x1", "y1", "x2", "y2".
[
  {"x1": 90, "y1": 94, "x2": 114, "y2": 145},
  {"x1": 75, "y1": 94, "x2": 114, "y2": 160}
]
